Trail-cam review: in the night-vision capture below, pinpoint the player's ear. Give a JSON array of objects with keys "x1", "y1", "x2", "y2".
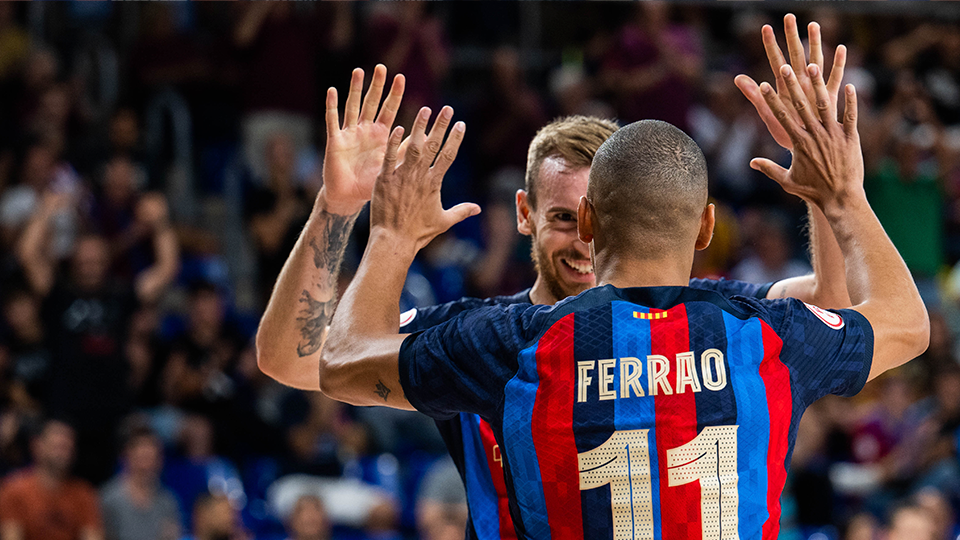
[
  {"x1": 516, "y1": 189, "x2": 533, "y2": 236},
  {"x1": 695, "y1": 203, "x2": 716, "y2": 251},
  {"x1": 578, "y1": 196, "x2": 595, "y2": 244}
]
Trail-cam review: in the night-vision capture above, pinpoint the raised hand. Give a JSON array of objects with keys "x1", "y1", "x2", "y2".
[
  {"x1": 322, "y1": 65, "x2": 405, "y2": 215},
  {"x1": 750, "y1": 63, "x2": 863, "y2": 210},
  {"x1": 371, "y1": 106, "x2": 480, "y2": 253},
  {"x1": 735, "y1": 14, "x2": 847, "y2": 150}
]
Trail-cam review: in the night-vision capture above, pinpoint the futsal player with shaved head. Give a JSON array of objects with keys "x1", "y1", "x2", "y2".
[
  {"x1": 257, "y1": 15, "x2": 877, "y2": 540},
  {"x1": 312, "y1": 22, "x2": 929, "y2": 540}
]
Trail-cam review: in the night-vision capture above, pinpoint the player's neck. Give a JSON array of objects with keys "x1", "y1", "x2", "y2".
[
  {"x1": 593, "y1": 250, "x2": 692, "y2": 289},
  {"x1": 528, "y1": 281, "x2": 561, "y2": 306}
]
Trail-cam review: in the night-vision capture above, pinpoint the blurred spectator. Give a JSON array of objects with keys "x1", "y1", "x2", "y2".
[
  {"x1": 415, "y1": 457, "x2": 467, "y2": 540},
  {"x1": 186, "y1": 493, "x2": 249, "y2": 540},
  {"x1": 866, "y1": 121, "x2": 944, "y2": 307},
  {"x1": 548, "y1": 63, "x2": 615, "y2": 120},
  {"x1": 877, "y1": 364, "x2": 960, "y2": 503},
  {"x1": 268, "y1": 474, "x2": 399, "y2": 538},
  {"x1": 364, "y1": 3, "x2": 449, "y2": 130},
  {"x1": 688, "y1": 72, "x2": 777, "y2": 204},
  {"x1": 0, "y1": 419, "x2": 103, "y2": 540},
  {"x1": 0, "y1": 139, "x2": 74, "y2": 255},
  {"x1": 599, "y1": 2, "x2": 702, "y2": 129},
  {"x1": 691, "y1": 201, "x2": 741, "y2": 280},
  {"x1": 0, "y1": 5, "x2": 957, "y2": 538},
  {"x1": 284, "y1": 495, "x2": 331, "y2": 540},
  {"x1": 234, "y1": 2, "x2": 321, "y2": 181},
  {"x1": 473, "y1": 48, "x2": 547, "y2": 185},
  {"x1": 244, "y1": 132, "x2": 312, "y2": 305},
  {"x1": 0, "y1": 4, "x2": 28, "y2": 83},
  {"x1": 731, "y1": 210, "x2": 810, "y2": 285},
  {"x1": 0, "y1": 411, "x2": 30, "y2": 478},
  {"x1": 914, "y1": 488, "x2": 955, "y2": 540},
  {"x1": 100, "y1": 424, "x2": 181, "y2": 540},
  {"x1": 0, "y1": 288, "x2": 49, "y2": 414},
  {"x1": 14, "y1": 46, "x2": 59, "y2": 133},
  {"x1": 884, "y1": 23, "x2": 960, "y2": 126},
  {"x1": 844, "y1": 513, "x2": 879, "y2": 540},
  {"x1": 16, "y1": 180, "x2": 177, "y2": 481},
  {"x1": 851, "y1": 374, "x2": 914, "y2": 466},
  {"x1": 162, "y1": 282, "x2": 245, "y2": 455},
  {"x1": 884, "y1": 503, "x2": 938, "y2": 540},
  {"x1": 76, "y1": 108, "x2": 147, "y2": 181},
  {"x1": 90, "y1": 157, "x2": 166, "y2": 282},
  {"x1": 162, "y1": 415, "x2": 244, "y2": 524}
]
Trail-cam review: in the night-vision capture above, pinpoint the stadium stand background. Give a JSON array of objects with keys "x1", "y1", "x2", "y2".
[{"x1": 0, "y1": 3, "x2": 959, "y2": 539}]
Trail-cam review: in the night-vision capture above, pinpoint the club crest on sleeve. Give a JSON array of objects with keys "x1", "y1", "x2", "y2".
[
  {"x1": 803, "y1": 302, "x2": 844, "y2": 330},
  {"x1": 399, "y1": 308, "x2": 418, "y2": 327}
]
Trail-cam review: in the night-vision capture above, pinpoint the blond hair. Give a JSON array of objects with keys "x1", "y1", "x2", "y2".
[{"x1": 524, "y1": 115, "x2": 619, "y2": 209}]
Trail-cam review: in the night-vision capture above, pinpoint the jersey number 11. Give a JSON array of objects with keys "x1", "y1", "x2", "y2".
[{"x1": 578, "y1": 425, "x2": 739, "y2": 540}]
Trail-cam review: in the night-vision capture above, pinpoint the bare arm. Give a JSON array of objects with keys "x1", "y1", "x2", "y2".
[
  {"x1": 233, "y1": 2, "x2": 274, "y2": 48},
  {"x1": 0, "y1": 522, "x2": 22, "y2": 540},
  {"x1": 80, "y1": 527, "x2": 103, "y2": 540},
  {"x1": 735, "y1": 15, "x2": 852, "y2": 308},
  {"x1": 256, "y1": 65, "x2": 405, "y2": 390},
  {"x1": 752, "y1": 63, "x2": 928, "y2": 382},
  {"x1": 15, "y1": 193, "x2": 64, "y2": 297},
  {"x1": 134, "y1": 194, "x2": 180, "y2": 305},
  {"x1": 256, "y1": 196, "x2": 359, "y2": 390},
  {"x1": 249, "y1": 194, "x2": 300, "y2": 255},
  {"x1": 766, "y1": 204, "x2": 850, "y2": 309},
  {"x1": 320, "y1": 107, "x2": 479, "y2": 408}
]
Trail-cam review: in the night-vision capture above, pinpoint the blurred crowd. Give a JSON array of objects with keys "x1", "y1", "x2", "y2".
[{"x1": 0, "y1": 3, "x2": 958, "y2": 540}]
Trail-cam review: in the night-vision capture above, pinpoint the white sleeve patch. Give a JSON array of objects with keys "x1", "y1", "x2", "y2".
[
  {"x1": 803, "y1": 302, "x2": 845, "y2": 330},
  {"x1": 399, "y1": 308, "x2": 418, "y2": 328}
]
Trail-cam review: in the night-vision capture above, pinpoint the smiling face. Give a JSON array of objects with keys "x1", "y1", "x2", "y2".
[{"x1": 518, "y1": 156, "x2": 594, "y2": 304}]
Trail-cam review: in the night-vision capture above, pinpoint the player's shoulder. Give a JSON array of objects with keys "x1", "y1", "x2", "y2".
[
  {"x1": 722, "y1": 294, "x2": 867, "y2": 338},
  {"x1": 400, "y1": 289, "x2": 532, "y2": 331},
  {"x1": 688, "y1": 277, "x2": 773, "y2": 299}
]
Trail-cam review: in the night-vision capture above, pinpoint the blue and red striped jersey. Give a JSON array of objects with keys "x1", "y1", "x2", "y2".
[
  {"x1": 398, "y1": 284, "x2": 872, "y2": 540},
  {"x1": 400, "y1": 279, "x2": 770, "y2": 540}
]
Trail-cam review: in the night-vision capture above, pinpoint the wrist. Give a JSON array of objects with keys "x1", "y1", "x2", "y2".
[
  {"x1": 316, "y1": 187, "x2": 365, "y2": 217},
  {"x1": 819, "y1": 188, "x2": 869, "y2": 222},
  {"x1": 367, "y1": 227, "x2": 418, "y2": 264}
]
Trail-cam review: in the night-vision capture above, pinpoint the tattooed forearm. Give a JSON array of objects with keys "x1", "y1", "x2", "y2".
[
  {"x1": 296, "y1": 289, "x2": 335, "y2": 357},
  {"x1": 309, "y1": 212, "x2": 357, "y2": 271},
  {"x1": 374, "y1": 380, "x2": 391, "y2": 401},
  {"x1": 297, "y1": 210, "x2": 359, "y2": 357}
]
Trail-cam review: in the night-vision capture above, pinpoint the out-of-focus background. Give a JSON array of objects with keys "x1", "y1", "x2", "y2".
[{"x1": 0, "y1": 2, "x2": 958, "y2": 540}]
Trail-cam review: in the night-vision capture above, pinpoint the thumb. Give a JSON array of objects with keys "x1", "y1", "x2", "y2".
[
  {"x1": 443, "y1": 203, "x2": 482, "y2": 228},
  {"x1": 750, "y1": 158, "x2": 788, "y2": 184}
]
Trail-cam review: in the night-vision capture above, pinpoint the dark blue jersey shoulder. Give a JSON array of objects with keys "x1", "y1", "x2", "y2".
[
  {"x1": 399, "y1": 284, "x2": 874, "y2": 420},
  {"x1": 688, "y1": 277, "x2": 773, "y2": 299},
  {"x1": 401, "y1": 290, "x2": 532, "y2": 333}
]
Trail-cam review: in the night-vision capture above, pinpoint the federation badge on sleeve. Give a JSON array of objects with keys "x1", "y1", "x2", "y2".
[
  {"x1": 400, "y1": 308, "x2": 418, "y2": 327},
  {"x1": 803, "y1": 302, "x2": 844, "y2": 330}
]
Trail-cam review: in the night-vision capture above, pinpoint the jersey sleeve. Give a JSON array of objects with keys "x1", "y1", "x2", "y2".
[
  {"x1": 399, "y1": 303, "x2": 538, "y2": 420},
  {"x1": 689, "y1": 277, "x2": 773, "y2": 299},
  {"x1": 399, "y1": 298, "x2": 489, "y2": 333},
  {"x1": 738, "y1": 297, "x2": 874, "y2": 406}
]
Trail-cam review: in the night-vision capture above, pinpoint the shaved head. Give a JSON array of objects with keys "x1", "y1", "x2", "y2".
[{"x1": 587, "y1": 120, "x2": 708, "y2": 257}]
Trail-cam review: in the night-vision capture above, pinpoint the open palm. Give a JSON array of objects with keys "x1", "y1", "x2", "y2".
[
  {"x1": 323, "y1": 65, "x2": 405, "y2": 215},
  {"x1": 735, "y1": 15, "x2": 847, "y2": 151}
]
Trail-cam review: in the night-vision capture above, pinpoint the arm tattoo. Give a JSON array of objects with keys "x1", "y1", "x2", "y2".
[
  {"x1": 296, "y1": 289, "x2": 334, "y2": 357},
  {"x1": 374, "y1": 379, "x2": 391, "y2": 401},
  {"x1": 297, "y1": 210, "x2": 359, "y2": 357},
  {"x1": 309, "y1": 213, "x2": 356, "y2": 271}
]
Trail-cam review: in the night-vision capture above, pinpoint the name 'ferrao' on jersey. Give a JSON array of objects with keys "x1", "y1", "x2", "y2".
[{"x1": 577, "y1": 349, "x2": 728, "y2": 403}]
